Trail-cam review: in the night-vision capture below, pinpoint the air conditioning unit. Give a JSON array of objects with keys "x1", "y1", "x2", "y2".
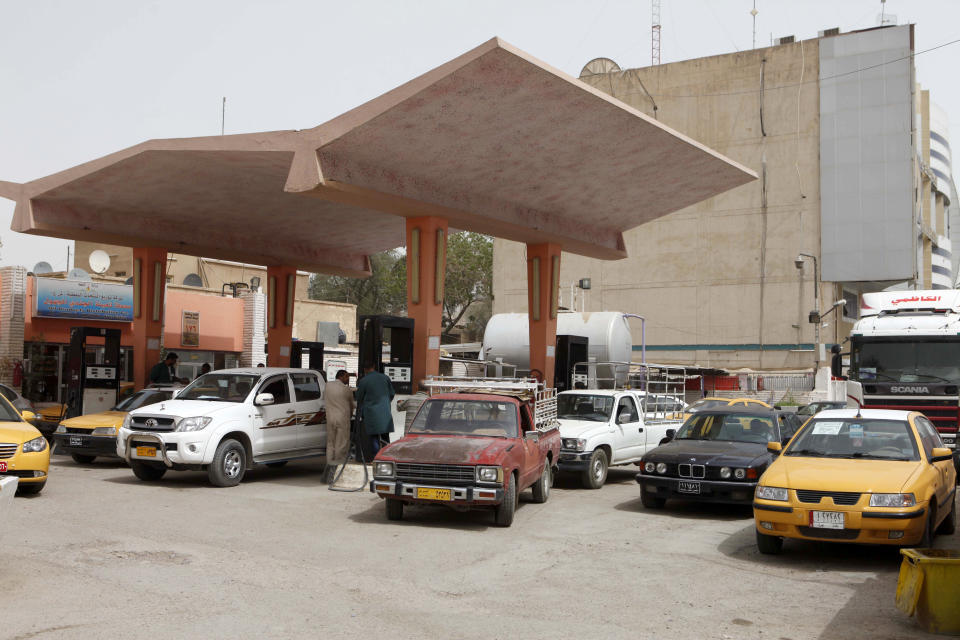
[
  {"x1": 775, "y1": 35, "x2": 795, "y2": 45},
  {"x1": 818, "y1": 27, "x2": 841, "y2": 37}
]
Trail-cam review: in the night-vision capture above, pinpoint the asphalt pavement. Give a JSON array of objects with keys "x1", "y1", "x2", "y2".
[{"x1": 2, "y1": 455, "x2": 954, "y2": 639}]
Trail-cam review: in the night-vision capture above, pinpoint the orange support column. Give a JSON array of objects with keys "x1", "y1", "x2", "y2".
[
  {"x1": 526, "y1": 243, "x2": 561, "y2": 388},
  {"x1": 132, "y1": 247, "x2": 168, "y2": 390},
  {"x1": 266, "y1": 265, "x2": 297, "y2": 368},
  {"x1": 406, "y1": 216, "x2": 448, "y2": 390}
]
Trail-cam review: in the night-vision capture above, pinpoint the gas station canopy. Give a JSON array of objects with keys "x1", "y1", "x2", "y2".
[{"x1": 0, "y1": 38, "x2": 755, "y2": 277}]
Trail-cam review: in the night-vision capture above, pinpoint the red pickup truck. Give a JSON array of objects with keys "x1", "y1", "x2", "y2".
[{"x1": 370, "y1": 379, "x2": 561, "y2": 526}]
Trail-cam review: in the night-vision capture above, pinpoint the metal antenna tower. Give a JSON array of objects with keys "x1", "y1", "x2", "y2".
[
  {"x1": 751, "y1": 0, "x2": 758, "y2": 49},
  {"x1": 651, "y1": 0, "x2": 661, "y2": 65}
]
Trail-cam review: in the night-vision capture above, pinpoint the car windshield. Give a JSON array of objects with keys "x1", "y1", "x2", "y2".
[
  {"x1": 687, "y1": 399, "x2": 729, "y2": 413},
  {"x1": 675, "y1": 412, "x2": 779, "y2": 444},
  {"x1": 114, "y1": 389, "x2": 173, "y2": 411},
  {"x1": 853, "y1": 339, "x2": 960, "y2": 383},
  {"x1": 0, "y1": 394, "x2": 24, "y2": 422},
  {"x1": 557, "y1": 394, "x2": 615, "y2": 422},
  {"x1": 409, "y1": 399, "x2": 519, "y2": 438},
  {"x1": 785, "y1": 418, "x2": 920, "y2": 461},
  {"x1": 176, "y1": 373, "x2": 259, "y2": 403}
]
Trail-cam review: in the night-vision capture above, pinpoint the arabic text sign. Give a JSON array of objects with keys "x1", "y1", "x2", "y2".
[
  {"x1": 181, "y1": 310, "x2": 199, "y2": 346},
  {"x1": 34, "y1": 277, "x2": 134, "y2": 322}
]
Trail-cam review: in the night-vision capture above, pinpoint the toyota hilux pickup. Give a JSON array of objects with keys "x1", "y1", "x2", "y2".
[
  {"x1": 117, "y1": 367, "x2": 326, "y2": 486},
  {"x1": 370, "y1": 377, "x2": 561, "y2": 527}
]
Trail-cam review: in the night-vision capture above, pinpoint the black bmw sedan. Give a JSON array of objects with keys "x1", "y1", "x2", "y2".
[{"x1": 636, "y1": 405, "x2": 800, "y2": 508}]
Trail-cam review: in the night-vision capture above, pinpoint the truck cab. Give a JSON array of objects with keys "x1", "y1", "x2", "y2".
[{"x1": 370, "y1": 377, "x2": 561, "y2": 527}]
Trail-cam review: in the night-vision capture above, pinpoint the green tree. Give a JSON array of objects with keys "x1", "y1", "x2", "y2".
[
  {"x1": 309, "y1": 250, "x2": 407, "y2": 317},
  {"x1": 442, "y1": 232, "x2": 492, "y2": 334}
]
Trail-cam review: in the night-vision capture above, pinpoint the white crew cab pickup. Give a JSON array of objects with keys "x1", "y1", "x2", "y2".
[
  {"x1": 556, "y1": 389, "x2": 683, "y2": 488},
  {"x1": 117, "y1": 368, "x2": 327, "y2": 486}
]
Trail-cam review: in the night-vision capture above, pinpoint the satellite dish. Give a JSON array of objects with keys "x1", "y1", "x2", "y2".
[
  {"x1": 68, "y1": 268, "x2": 92, "y2": 281},
  {"x1": 32, "y1": 261, "x2": 53, "y2": 275},
  {"x1": 183, "y1": 273, "x2": 203, "y2": 287},
  {"x1": 579, "y1": 57, "x2": 622, "y2": 79},
  {"x1": 88, "y1": 249, "x2": 111, "y2": 274}
]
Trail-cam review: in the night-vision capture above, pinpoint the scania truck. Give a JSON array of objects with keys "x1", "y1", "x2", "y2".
[{"x1": 850, "y1": 290, "x2": 960, "y2": 470}]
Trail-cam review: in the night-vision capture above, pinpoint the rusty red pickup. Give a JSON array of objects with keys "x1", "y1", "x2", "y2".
[{"x1": 370, "y1": 384, "x2": 561, "y2": 527}]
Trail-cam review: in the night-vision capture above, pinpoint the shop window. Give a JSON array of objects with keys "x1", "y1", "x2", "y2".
[{"x1": 291, "y1": 373, "x2": 322, "y2": 401}]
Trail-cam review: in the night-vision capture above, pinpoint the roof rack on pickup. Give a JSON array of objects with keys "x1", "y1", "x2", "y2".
[{"x1": 423, "y1": 377, "x2": 558, "y2": 429}]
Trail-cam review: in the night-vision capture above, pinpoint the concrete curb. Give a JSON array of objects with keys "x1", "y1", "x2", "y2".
[{"x1": 0, "y1": 476, "x2": 19, "y2": 517}]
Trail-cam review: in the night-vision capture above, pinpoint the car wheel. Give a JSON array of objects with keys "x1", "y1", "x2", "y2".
[
  {"x1": 71, "y1": 453, "x2": 96, "y2": 464},
  {"x1": 756, "y1": 528, "x2": 783, "y2": 555},
  {"x1": 16, "y1": 481, "x2": 45, "y2": 495},
  {"x1": 385, "y1": 498, "x2": 403, "y2": 521},
  {"x1": 208, "y1": 439, "x2": 246, "y2": 487},
  {"x1": 581, "y1": 448, "x2": 608, "y2": 489},
  {"x1": 641, "y1": 491, "x2": 666, "y2": 509},
  {"x1": 131, "y1": 462, "x2": 167, "y2": 481},
  {"x1": 266, "y1": 461, "x2": 288, "y2": 468},
  {"x1": 938, "y1": 498, "x2": 956, "y2": 535},
  {"x1": 918, "y1": 509, "x2": 936, "y2": 548},
  {"x1": 494, "y1": 473, "x2": 517, "y2": 527},
  {"x1": 531, "y1": 460, "x2": 552, "y2": 504}
]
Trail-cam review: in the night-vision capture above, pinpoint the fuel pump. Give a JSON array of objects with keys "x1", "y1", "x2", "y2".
[
  {"x1": 65, "y1": 327, "x2": 122, "y2": 419},
  {"x1": 357, "y1": 315, "x2": 414, "y2": 394},
  {"x1": 289, "y1": 341, "x2": 325, "y2": 376}
]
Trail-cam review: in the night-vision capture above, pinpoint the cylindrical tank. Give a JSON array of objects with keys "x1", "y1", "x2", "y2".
[{"x1": 481, "y1": 312, "x2": 634, "y2": 384}]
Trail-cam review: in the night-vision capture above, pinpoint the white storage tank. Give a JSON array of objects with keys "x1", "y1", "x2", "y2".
[{"x1": 482, "y1": 311, "x2": 634, "y2": 384}]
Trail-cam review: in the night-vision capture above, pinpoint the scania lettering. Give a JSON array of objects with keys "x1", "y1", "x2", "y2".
[{"x1": 850, "y1": 290, "x2": 960, "y2": 470}]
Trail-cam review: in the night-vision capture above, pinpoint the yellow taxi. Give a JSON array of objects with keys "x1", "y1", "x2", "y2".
[
  {"x1": 683, "y1": 397, "x2": 771, "y2": 421},
  {"x1": 0, "y1": 395, "x2": 50, "y2": 495},
  {"x1": 53, "y1": 386, "x2": 179, "y2": 464},
  {"x1": 754, "y1": 409, "x2": 956, "y2": 553}
]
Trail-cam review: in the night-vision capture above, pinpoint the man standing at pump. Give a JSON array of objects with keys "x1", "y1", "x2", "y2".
[
  {"x1": 356, "y1": 361, "x2": 395, "y2": 454},
  {"x1": 323, "y1": 369, "x2": 355, "y2": 483},
  {"x1": 149, "y1": 352, "x2": 186, "y2": 384}
]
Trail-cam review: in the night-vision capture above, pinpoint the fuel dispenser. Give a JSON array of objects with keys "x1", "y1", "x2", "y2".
[
  {"x1": 65, "y1": 327, "x2": 122, "y2": 419},
  {"x1": 555, "y1": 334, "x2": 589, "y2": 392},
  {"x1": 357, "y1": 315, "x2": 414, "y2": 394},
  {"x1": 290, "y1": 341, "x2": 325, "y2": 376}
]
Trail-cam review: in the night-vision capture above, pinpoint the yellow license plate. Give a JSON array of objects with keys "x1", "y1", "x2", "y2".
[
  {"x1": 416, "y1": 487, "x2": 452, "y2": 501},
  {"x1": 136, "y1": 446, "x2": 157, "y2": 457}
]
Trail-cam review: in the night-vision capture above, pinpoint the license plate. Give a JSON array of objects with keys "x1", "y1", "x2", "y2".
[
  {"x1": 70, "y1": 436, "x2": 84, "y2": 446},
  {"x1": 0, "y1": 461, "x2": 6, "y2": 472},
  {"x1": 416, "y1": 487, "x2": 452, "y2": 501},
  {"x1": 136, "y1": 446, "x2": 157, "y2": 458},
  {"x1": 678, "y1": 480, "x2": 701, "y2": 494},
  {"x1": 811, "y1": 511, "x2": 845, "y2": 529}
]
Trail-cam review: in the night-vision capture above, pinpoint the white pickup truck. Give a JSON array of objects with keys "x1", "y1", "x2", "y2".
[
  {"x1": 556, "y1": 389, "x2": 683, "y2": 488},
  {"x1": 117, "y1": 367, "x2": 327, "y2": 487}
]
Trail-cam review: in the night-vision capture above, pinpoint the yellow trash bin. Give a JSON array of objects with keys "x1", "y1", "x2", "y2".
[{"x1": 896, "y1": 548, "x2": 960, "y2": 635}]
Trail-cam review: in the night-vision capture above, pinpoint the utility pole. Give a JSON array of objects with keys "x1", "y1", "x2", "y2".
[
  {"x1": 651, "y1": 0, "x2": 661, "y2": 65},
  {"x1": 221, "y1": 97, "x2": 226, "y2": 136},
  {"x1": 751, "y1": 1, "x2": 758, "y2": 49}
]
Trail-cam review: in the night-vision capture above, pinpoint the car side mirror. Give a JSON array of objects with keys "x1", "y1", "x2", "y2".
[
  {"x1": 767, "y1": 441, "x2": 783, "y2": 455},
  {"x1": 20, "y1": 410, "x2": 36, "y2": 422},
  {"x1": 524, "y1": 430, "x2": 540, "y2": 442},
  {"x1": 255, "y1": 393, "x2": 275, "y2": 406},
  {"x1": 930, "y1": 447, "x2": 954, "y2": 463},
  {"x1": 665, "y1": 429, "x2": 676, "y2": 441}
]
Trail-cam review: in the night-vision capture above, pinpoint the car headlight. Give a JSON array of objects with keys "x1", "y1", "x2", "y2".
[
  {"x1": 656, "y1": 462, "x2": 668, "y2": 474},
  {"x1": 477, "y1": 466, "x2": 503, "y2": 483},
  {"x1": 756, "y1": 486, "x2": 788, "y2": 501},
  {"x1": 175, "y1": 416, "x2": 213, "y2": 432},
  {"x1": 374, "y1": 461, "x2": 395, "y2": 478},
  {"x1": 869, "y1": 493, "x2": 916, "y2": 507},
  {"x1": 55, "y1": 424, "x2": 67, "y2": 434},
  {"x1": 734, "y1": 468, "x2": 746, "y2": 480},
  {"x1": 92, "y1": 427, "x2": 117, "y2": 436},
  {"x1": 22, "y1": 436, "x2": 48, "y2": 453},
  {"x1": 121, "y1": 414, "x2": 132, "y2": 429},
  {"x1": 562, "y1": 438, "x2": 586, "y2": 451},
  {"x1": 720, "y1": 466, "x2": 731, "y2": 479},
  {"x1": 643, "y1": 461, "x2": 655, "y2": 473}
]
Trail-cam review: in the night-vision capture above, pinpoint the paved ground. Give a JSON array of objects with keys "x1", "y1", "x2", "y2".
[{"x1": 3, "y1": 455, "x2": 955, "y2": 640}]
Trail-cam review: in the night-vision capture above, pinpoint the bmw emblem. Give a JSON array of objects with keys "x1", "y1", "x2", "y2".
[{"x1": 145, "y1": 418, "x2": 158, "y2": 428}]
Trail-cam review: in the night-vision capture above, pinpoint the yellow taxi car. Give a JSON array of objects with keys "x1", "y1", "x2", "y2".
[
  {"x1": 683, "y1": 397, "x2": 771, "y2": 421},
  {"x1": 754, "y1": 409, "x2": 956, "y2": 554},
  {"x1": 53, "y1": 386, "x2": 179, "y2": 464},
  {"x1": 0, "y1": 394, "x2": 50, "y2": 495}
]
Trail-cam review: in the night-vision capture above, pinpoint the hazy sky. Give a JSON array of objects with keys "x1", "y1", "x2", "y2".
[{"x1": 2, "y1": 0, "x2": 958, "y2": 271}]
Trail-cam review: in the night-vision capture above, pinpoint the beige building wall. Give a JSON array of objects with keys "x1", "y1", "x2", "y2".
[{"x1": 495, "y1": 39, "x2": 829, "y2": 370}]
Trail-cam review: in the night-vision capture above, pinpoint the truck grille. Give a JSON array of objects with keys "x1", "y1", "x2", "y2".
[
  {"x1": 0, "y1": 443, "x2": 17, "y2": 459},
  {"x1": 795, "y1": 489, "x2": 861, "y2": 505},
  {"x1": 678, "y1": 464, "x2": 706, "y2": 478},
  {"x1": 130, "y1": 415, "x2": 177, "y2": 431},
  {"x1": 395, "y1": 463, "x2": 475, "y2": 484},
  {"x1": 862, "y1": 396, "x2": 958, "y2": 427}
]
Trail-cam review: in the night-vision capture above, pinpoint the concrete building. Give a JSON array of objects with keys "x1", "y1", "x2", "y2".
[{"x1": 492, "y1": 24, "x2": 954, "y2": 370}]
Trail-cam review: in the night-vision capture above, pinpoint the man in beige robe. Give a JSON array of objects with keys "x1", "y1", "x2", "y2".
[{"x1": 324, "y1": 369, "x2": 356, "y2": 482}]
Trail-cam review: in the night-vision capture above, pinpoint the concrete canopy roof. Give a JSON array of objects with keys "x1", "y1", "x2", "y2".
[{"x1": 0, "y1": 38, "x2": 755, "y2": 277}]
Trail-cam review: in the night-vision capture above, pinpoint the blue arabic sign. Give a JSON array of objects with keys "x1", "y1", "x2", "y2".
[{"x1": 34, "y1": 277, "x2": 134, "y2": 322}]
